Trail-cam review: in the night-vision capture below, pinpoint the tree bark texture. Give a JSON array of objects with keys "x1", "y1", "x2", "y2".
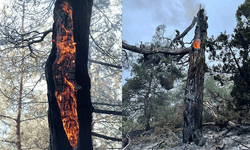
[
  {"x1": 45, "y1": 0, "x2": 93, "y2": 150},
  {"x1": 183, "y1": 9, "x2": 208, "y2": 146}
]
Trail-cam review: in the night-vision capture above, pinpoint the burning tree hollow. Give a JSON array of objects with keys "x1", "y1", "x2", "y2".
[
  {"x1": 53, "y1": 1, "x2": 78, "y2": 149},
  {"x1": 46, "y1": 0, "x2": 93, "y2": 149}
]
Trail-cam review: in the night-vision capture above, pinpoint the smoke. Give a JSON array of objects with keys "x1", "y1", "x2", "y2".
[{"x1": 125, "y1": 0, "x2": 206, "y2": 26}]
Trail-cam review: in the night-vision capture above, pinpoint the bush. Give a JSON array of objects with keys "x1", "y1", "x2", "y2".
[{"x1": 122, "y1": 118, "x2": 140, "y2": 132}]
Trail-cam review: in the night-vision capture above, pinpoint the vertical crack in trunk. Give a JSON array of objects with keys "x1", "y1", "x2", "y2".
[
  {"x1": 53, "y1": 2, "x2": 79, "y2": 149},
  {"x1": 183, "y1": 8, "x2": 208, "y2": 146}
]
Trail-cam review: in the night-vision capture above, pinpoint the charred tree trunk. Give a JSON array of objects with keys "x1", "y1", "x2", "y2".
[
  {"x1": 183, "y1": 9, "x2": 208, "y2": 146},
  {"x1": 45, "y1": 0, "x2": 93, "y2": 150}
]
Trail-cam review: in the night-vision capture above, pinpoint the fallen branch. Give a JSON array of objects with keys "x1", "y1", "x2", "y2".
[
  {"x1": 214, "y1": 121, "x2": 250, "y2": 142},
  {"x1": 122, "y1": 134, "x2": 131, "y2": 150},
  {"x1": 231, "y1": 138, "x2": 250, "y2": 149}
]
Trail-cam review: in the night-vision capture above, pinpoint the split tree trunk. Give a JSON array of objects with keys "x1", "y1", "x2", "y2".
[
  {"x1": 45, "y1": 0, "x2": 93, "y2": 149},
  {"x1": 183, "y1": 9, "x2": 208, "y2": 146}
]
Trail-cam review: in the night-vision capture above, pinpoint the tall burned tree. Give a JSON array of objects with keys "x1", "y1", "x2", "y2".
[
  {"x1": 182, "y1": 9, "x2": 207, "y2": 146},
  {"x1": 122, "y1": 8, "x2": 208, "y2": 145},
  {"x1": 45, "y1": 0, "x2": 94, "y2": 149}
]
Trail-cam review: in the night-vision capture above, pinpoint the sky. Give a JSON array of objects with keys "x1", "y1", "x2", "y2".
[{"x1": 122, "y1": 0, "x2": 245, "y2": 84}]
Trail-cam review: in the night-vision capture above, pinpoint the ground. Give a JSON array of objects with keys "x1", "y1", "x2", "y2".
[{"x1": 123, "y1": 121, "x2": 250, "y2": 150}]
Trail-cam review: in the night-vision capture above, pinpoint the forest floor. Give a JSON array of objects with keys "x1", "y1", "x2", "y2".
[{"x1": 123, "y1": 122, "x2": 250, "y2": 150}]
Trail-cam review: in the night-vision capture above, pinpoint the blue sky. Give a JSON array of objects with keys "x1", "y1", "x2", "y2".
[{"x1": 122, "y1": 0, "x2": 245, "y2": 84}]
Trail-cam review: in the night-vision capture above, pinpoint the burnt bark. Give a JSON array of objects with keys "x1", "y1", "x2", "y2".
[
  {"x1": 183, "y1": 9, "x2": 208, "y2": 146},
  {"x1": 45, "y1": 0, "x2": 93, "y2": 150}
]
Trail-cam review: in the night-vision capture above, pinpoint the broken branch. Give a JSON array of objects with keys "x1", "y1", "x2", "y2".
[{"x1": 172, "y1": 16, "x2": 198, "y2": 43}]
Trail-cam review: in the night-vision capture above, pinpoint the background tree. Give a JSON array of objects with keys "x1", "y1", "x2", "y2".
[
  {"x1": 123, "y1": 25, "x2": 184, "y2": 131},
  {"x1": 0, "y1": 0, "x2": 51, "y2": 149},
  {"x1": 205, "y1": 0, "x2": 250, "y2": 124}
]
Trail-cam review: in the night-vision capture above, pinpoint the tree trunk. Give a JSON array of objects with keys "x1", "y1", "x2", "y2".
[
  {"x1": 45, "y1": 0, "x2": 93, "y2": 149},
  {"x1": 144, "y1": 78, "x2": 152, "y2": 131},
  {"x1": 16, "y1": 56, "x2": 24, "y2": 150},
  {"x1": 183, "y1": 8, "x2": 208, "y2": 146},
  {"x1": 144, "y1": 98, "x2": 151, "y2": 131}
]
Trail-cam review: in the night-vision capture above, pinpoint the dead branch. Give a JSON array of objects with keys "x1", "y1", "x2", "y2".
[
  {"x1": 91, "y1": 132, "x2": 122, "y2": 142},
  {"x1": 231, "y1": 138, "x2": 250, "y2": 149},
  {"x1": 0, "y1": 139, "x2": 16, "y2": 144},
  {"x1": 122, "y1": 134, "x2": 131, "y2": 150},
  {"x1": 0, "y1": 115, "x2": 17, "y2": 121},
  {"x1": 172, "y1": 17, "x2": 198, "y2": 44},
  {"x1": 122, "y1": 41, "x2": 191, "y2": 56},
  {"x1": 214, "y1": 121, "x2": 250, "y2": 142},
  {"x1": 88, "y1": 59, "x2": 122, "y2": 69},
  {"x1": 93, "y1": 108, "x2": 122, "y2": 116},
  {"x1": 203, "y1": 99, "x2": 218, "y2": 118}
]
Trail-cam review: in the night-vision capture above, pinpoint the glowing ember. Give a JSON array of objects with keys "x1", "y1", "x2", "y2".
[
  {"x1": 194, "y1": 38, "x2": 201, "y2": 49},
  {"x1": 52, "y1": 2, "x2": 79, "y2": 149}
]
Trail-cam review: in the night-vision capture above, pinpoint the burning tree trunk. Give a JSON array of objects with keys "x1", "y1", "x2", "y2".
[
  {"x1": 183, "y1": 9, "x2": 208, "y2": 146},
  {"x1": 45, "y1": 0, "x2": 93, "y2": 149}
]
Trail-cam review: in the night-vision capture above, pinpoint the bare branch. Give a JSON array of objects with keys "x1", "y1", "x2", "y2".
[
  {"x1": 92, "y1": 131, "x2": 122, "y2": 142},
  {"x1": 92, "y1": 102, "x2": 121, "y2": 107},
  {"x1": 20, "y1": 115, "x2": 47, "y2": 122},
  {"x1": 0, "y1": 115, "x2": 17, "y2": 121},
  {"x1": 0, "y1": 139, "x2": 16, "y2": 144},
  {"x1": 89, "y1": 59, "x2": 122, "y2": 69},
  {"x1": 93, "y1": 108, "x2": 122, "y2": 116}
]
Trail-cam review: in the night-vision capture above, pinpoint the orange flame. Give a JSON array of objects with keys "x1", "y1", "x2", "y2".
[
  {"x1": 53, "y1": 2, "x2": 79, "y2": 149},
  {"x1": 194, "y1": 38, "x2": 201, "y2": 49}
]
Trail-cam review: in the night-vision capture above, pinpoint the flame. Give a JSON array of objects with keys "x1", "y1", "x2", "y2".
[
  {"x1": 53, "y1": 2, "x2": 79, "y2": 148},
  {"x1": 194, "y1": 38, "x2": 201, "y2": 49}
]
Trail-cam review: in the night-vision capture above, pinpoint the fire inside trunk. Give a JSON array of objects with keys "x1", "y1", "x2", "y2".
[
  {"x1": 194, "y1": 38, "x2": 201, "y2": 49},
  {"x1": 52, "y1": 2, "x2": 79, "y2": 148}
]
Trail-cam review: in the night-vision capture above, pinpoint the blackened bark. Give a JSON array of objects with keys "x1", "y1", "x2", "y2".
[
  {"x1": 45, "y1": 0, "x2": 93, "y2": 150},
  {"x1": 183, "y1": 9, "x2": 208, "y2": 146}
]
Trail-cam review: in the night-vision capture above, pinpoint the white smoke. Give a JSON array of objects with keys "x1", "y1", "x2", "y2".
[{"x1": 125, "y1": 0, "x2": 206, "y2": 26}]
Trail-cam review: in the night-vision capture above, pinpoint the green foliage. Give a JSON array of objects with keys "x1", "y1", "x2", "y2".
[
  {"x1": 230, "y1": 62, "x2": 250, "y2": 112},
  {"x1": 123, "y1": 53, "x2": 184, "y2": 128},
  {"x1": 122, "y1": 118, "x2": 141, "y2": 132}
]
